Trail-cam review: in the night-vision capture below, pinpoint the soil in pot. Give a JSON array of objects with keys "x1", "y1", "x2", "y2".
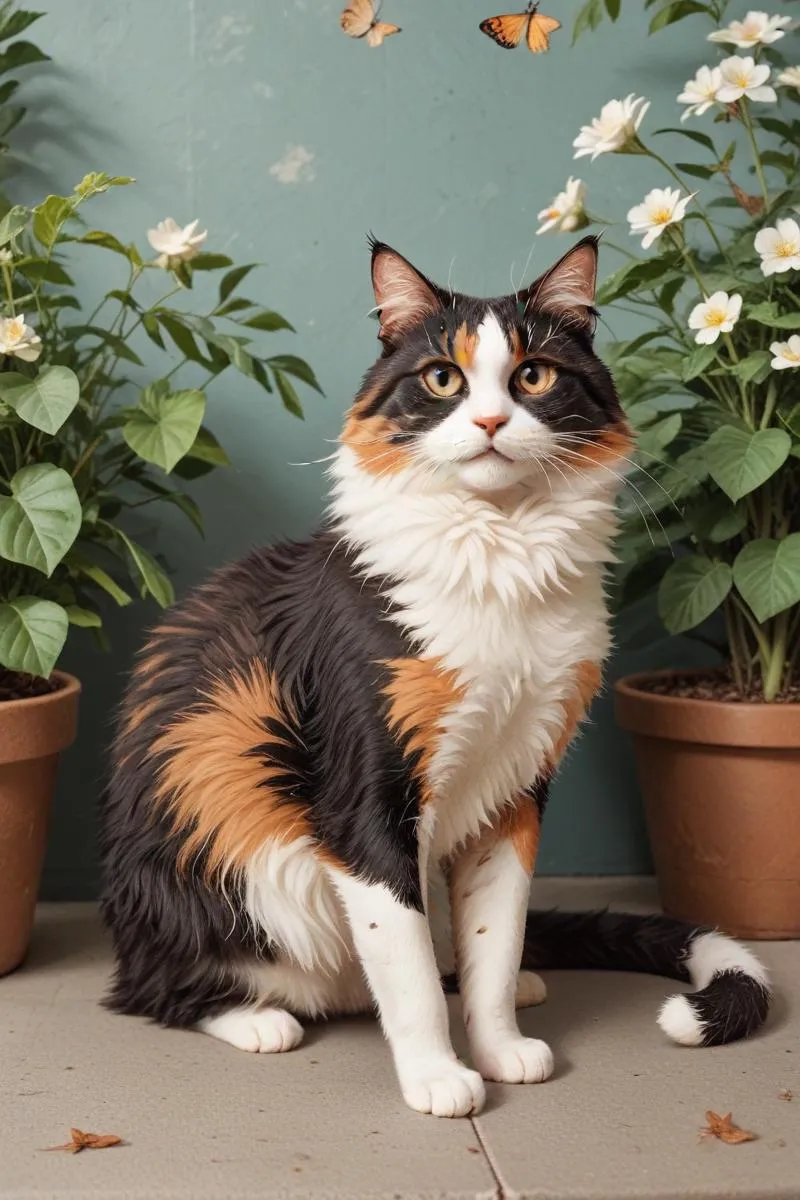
[
  {"x1": 0, "y1": 670, "x2": 80, "y2": 975},
  {"x1": 616, "y1": 668, "x2": 800, "y2": 940}
]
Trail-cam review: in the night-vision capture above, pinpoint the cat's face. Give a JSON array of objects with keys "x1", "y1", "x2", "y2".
[{"x1": 342, "y1": 237, "x2": 631, "y2": 495}]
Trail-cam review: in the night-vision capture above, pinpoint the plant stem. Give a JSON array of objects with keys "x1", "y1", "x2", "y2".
[
  {"x1": 763, "y1": 610, "x2": 789, "y2": 701},
  {"x1": 723, "y1": 597, "x2": 746, "y2": 694},
  {"x1": 739, "y1": 98, "x2": 769, "y2": 207}
]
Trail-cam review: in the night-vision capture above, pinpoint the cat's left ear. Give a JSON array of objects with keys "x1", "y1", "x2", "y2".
[{"x1": 524, "y1": 236, "x2": 599, "y2": 333}]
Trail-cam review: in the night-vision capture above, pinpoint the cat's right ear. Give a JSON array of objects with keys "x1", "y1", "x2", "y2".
[{"x1": 370, "y1": 238, "x2": 443, "y2": 346}]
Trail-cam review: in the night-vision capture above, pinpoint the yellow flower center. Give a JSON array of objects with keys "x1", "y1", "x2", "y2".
[
  {"x1": 547, "y1": 208, "x2": 561, "y2": 219},
  {"x1": 652, "y1": 207, "x2": 672, "y2": 226},
  {"x1": 706, "y1": 308, "x2": 727, "y2": 327},
  {"x1": 776, "y1": 241, "x2": 797, "y2": 258},
  {"x1": 733, "y1": 72, "x2": 750, "y2": 88},
  {"x1": 784, "y1": 347, "x2": 800, "y2": 363},
  {"x1": 7, "y1": 318, "x2": 24, "y2": 340}
]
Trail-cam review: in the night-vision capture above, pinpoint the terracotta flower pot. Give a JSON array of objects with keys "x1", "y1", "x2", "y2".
[
  {"x1": 0, "y1": 671, "x2": 80, "y2": 975},
  {"x1": 616, "y1": 669, "x2": 800, "y2": 940}
]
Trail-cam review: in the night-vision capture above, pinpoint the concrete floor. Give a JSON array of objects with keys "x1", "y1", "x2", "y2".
[{"x1": 0, "y1": 879, "x2": 797, "y2": 1200}]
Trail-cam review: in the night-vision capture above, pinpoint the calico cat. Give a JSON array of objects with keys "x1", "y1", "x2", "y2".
[{"x1": 101, "y1": 237, "x2": 770, "y2": 1118}]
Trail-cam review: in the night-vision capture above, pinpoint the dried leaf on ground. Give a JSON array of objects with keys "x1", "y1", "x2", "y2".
[
  {"x1": 43, "y1": 1128, "x2": 124, "y2": 1154},
  {"x1": 779, "y1": 1089, "x2": 793, "y2": 1101},
  {"x1": 700, "y1": 1111, "x2": 756, "y2": 1145}
]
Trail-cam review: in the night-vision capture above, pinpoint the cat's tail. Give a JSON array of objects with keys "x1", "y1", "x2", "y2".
[{"x1": 522, "y1": 909, "x2": 771, "y2": 1047}]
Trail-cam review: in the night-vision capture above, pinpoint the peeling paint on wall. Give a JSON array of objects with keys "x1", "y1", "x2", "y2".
[{"x1": 269, "y1": 144, "x2": 316, "y2": 184}]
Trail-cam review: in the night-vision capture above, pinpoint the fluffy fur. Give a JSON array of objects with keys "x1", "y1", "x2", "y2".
[{"x1": 101, "y1": 237, "x2": 770, "y2": 1118}]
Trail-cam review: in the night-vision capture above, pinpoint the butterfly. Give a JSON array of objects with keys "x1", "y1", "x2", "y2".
[
  {"x1": 480, "y1": 2, "x2": 561, "y2": 54},
  {"x1": 340, "y1": 0, "x2": 401, "y2": 47}
]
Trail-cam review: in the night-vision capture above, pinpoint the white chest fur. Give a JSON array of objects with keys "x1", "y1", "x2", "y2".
[{"x1": 330, "y1": 448, "x2": 619, "y2": 856}]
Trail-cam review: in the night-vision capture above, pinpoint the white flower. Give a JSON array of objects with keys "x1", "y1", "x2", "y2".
[
  {"x1": 0, "y1": 314, "x2": 42, "y2": 362},
  {"x1": 755, "y1": 218, "x2": 800, "y2": 276},
  {"x1": 677, "y1": 65, "x2": 723, "y2": 120},
  {"x1": 687, "y1": 292, "x2": 742, "y2": 344},
  {"x1": 777, "y1": 66, "x2": 800, "y2": 91},
  {"x1": 0, "y1": 248, "x2": 13, "y2": 266},
  {"x1": 147, "y1": 217, "x2": 208, "y2": 269},
  {"x1": 708, "y1": 10, "x2": 791, "y2": 48},
  {"x1": 536, "y1": 177, "x2": 587, "y2": 234},
  {"x1": 627, "y1": 187, "x2": 694, "y2": 249},
  {"x1": 769, "y1": 334, "x2": 800, "y2": 370},
  {"x1": 573, "y1": 94, "x2": 650, "y2": 160},
  {"x1": 716, "y1": 56, "x2": 777, "y2": 104}
]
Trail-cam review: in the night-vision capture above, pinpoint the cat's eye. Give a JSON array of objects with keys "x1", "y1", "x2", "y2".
[
  {"x1": 515, "y1": 361, "x2": 557, "y2": 397},
  {"x1": 421, "y1": 363, "x2": 465, "y2": 399}
]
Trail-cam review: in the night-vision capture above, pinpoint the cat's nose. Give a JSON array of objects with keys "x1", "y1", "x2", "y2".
[{"x1": 472, "y1": 415, "x2": 509, "y2": 438}]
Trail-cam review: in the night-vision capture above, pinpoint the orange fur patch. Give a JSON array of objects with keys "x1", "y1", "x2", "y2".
[
  {"x1": 562, "y1": 423, "x2": 634, "y2": 471},
  {"x1": 340, "y1": 412, "x2": 412, "y2": 477},
  {"x1": 382, "y1": 657, "x2": 465, "y2": 806},
  {"x1": 151, "y1": 660, "x2": 312, "y2": 878},
  {"x1": 121, "y1": 694, "x2": 162, "y2": 736},
  {"x1": 551, "y1": 659, "x2": 602, "y2": 764},
  {"x1": 453, "y1": 323, "x2": 477, "y2": 370},
  {"x1": 497, "y1": 794, "x2": 541, "y2": 874}
]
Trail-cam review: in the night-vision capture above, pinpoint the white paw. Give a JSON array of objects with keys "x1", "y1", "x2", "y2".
[
  {"x1": 399, "y1": 1056, "x2": 486, "y2": 1118},
  {"x1": 473, "y1": 1036, "x2": 554, "y2": 1084},
  {"x1": 515, "y1": 970, "x2": 547, "y2": 1009},
  {"x1": 200, "y1": 1007, "x2": 304, "y2": 1054}
]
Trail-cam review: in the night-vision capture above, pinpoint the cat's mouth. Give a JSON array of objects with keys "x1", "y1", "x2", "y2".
[{"x1": 469, "y1": 447, "x2": 513, "y2": 463}]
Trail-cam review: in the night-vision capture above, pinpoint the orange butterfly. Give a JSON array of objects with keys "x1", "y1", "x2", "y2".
[
  {"x1": 480, "y1": 2, "x2": 561, "y2": 53},
  {"x1": 340, "y1": 0, "x2": 401, "y2": 47}
]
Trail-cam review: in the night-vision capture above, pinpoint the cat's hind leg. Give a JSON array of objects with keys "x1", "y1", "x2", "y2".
[{"x1": 515, "y1": 970, "x2": 547, "y2": 1009}]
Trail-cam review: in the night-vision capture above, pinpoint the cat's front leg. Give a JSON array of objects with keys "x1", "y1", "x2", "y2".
[
  {"x1": 330, "y1": 868, "x2": 485, "y2": 1117},
  {"x1": 449, "y1": 796, "x2": 554, "y2": 1085}
]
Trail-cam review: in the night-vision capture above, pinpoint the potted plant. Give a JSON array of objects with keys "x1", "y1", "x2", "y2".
[
  {"x1": 0, "y1": 18, "x2": 320, "y2": 974},
  {"x1": 538, "y1": 2, "x2": 800, "y2": 937}
]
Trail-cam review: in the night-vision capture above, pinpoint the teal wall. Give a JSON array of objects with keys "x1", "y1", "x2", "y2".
[{"x1": 14, "y1": 0, "x2": 709, "y2": 899}]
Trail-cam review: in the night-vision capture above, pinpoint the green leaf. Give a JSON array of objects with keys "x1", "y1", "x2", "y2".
[
  {"x1": 32, "y1": 193, "x2": 75, "y2": 247},
  {"x1": 649, "y1": 1, "x2": 709, "y2": 34},
  {"x1": 63, "y1": 324, "x2": 143, "y2": 365},
  {"x1": 596, "y1": 256, "x2": 679, "y2": 305},
  {"x1": 682, "y1": 342, "x2": 718, "y2": 382},
  {"x1": 0, "y1": 203, "x2": 28, "y2": 246},
  {"x1": 654, "y1": 127, "x2": 716, "y2": 153},
  {"x1": 215, "y1": 297, "x2": 255, "y2": 317},
  {"x1": 746, "y1": 304, "x2": 800, "y2": 331},
  {"x1": 674, "y1": 161, "x2": 715, "y2": 180},
  {"x1": 68, "y1": 554, "x2": 132, "y2": 606},
  {"x1": 183, "y1": 426, "x2": 230, "y2": 466},
  {"x1": 636, "y1": 412, "x2": 682, "y2": 457},
  {"x1": 142, "y1": 311, "x2": 166, "y2": 349},
  {"x1": 241, "y1": 309, "x2": 295, "y2": 333},
  {"x1": 733, "y1": 535, "x2": 800, "y2": 623},
  {"x1": 190, "y1": 253, "x2": 233, "y2": 271},
  {"x1": 0, "y1": 464, "x2": 81, "y2": 576},
  {"x1": 604, "y1": 0, "x2": 621, "y2": 17},
  {"x1": 155, "y1": 312, "x2": 216, "y2": 369},
  {"x1": 731, "y1": 350, "x2": 772, "y2": 385},
  {"x1": 170, "y1": 427, "x2": 230, "y2": 478},
  {"x1": 0, "y1": 365, "x2": 80, "y2": 434},
  {"x1": 658, "y1": 555, "x2": 732, "y2": 634},
  {"x1": 783, "y1": 404, "x2": 800, "y2": 439},
  {"x1": 272, "y1": 369, "x2": 304, "y2": 418},
  {"x1": 0, "y1": 103, "x2": 24, "y2": 138},
  {"x1": 0, "y1": 39, "x2": 50, "y2": 73},
  {"x1": 0, "y1": 597, "x2": 67, "y2": 677},
  {"x1": 0, "y1": 78, "x2": 19, "y2": 103},
  {"x1": 0, "y1": 10, "x2": 45, "y2": 41},
  {"x1": 123, "y1": 386, "x2": 206, "y2": 473},
  {"x1": 75, "y1": 229, "x2": 142, "y2": 266},
  {"x1": 113, "y1": 529, "x2": 174, "y2": 608},
  {"x1": 136, "y1": 478, "x2": 204, "y2": 536},
  {"x1": 19, "y1": 258, "x2": 73, "y2": 286},
  {"x1": 65, "y1": 604, "x2": 102, "y2": 628},
  {"x1": 267, "y1": 354, "x2": 323, "y2": 394},
  {"x1": 688, "y1": 496, "x2": 746, "y2": 544},
  {"x1": 74, "y1": 172, "x2": 135, "y2": 199},
  {"x1": 219, "y1": 263, "x2": 257, "y2": 304},
  {"x1": 705, "y1": 426, "x2": 792, "y2": 502},
  {"x1": 203, "y1": 331, "x2": 259, "y2": 377}
]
